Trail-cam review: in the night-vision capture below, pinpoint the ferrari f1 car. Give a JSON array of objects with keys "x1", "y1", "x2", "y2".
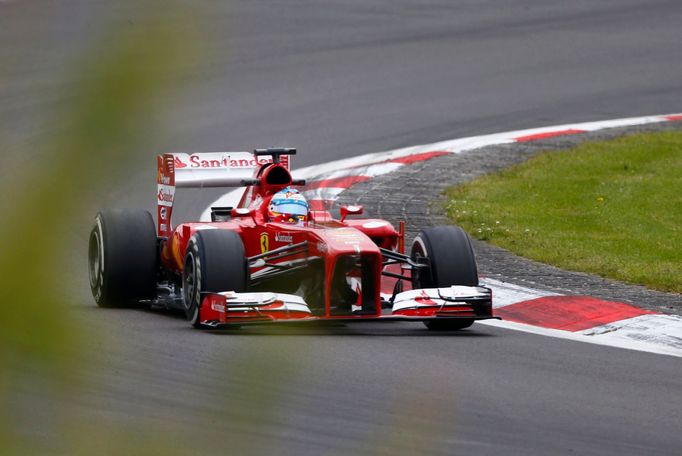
[{"x1": 88, "y1": 148, "x2": 496, "y2": 330}]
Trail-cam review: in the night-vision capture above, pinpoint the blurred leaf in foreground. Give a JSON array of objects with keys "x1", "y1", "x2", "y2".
[{"x1": 0, "y1": 2, "x2": 198, "y2": 454}]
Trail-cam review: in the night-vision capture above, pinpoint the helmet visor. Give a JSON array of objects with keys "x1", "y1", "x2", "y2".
[{"x1": 271, "y1": 202, "x2": 307, "y2": 217}]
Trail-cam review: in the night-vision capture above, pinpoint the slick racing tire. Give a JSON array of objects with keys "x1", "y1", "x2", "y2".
[
  {"x1": 183, "y1": 230, "x2": 248, "y2": 328},
  {"x1": 88, "y1": 209, "x2": 157, "y2": 307},
  {"x1": 410, "y1": 226, "x2": 478, "y2": 331}
]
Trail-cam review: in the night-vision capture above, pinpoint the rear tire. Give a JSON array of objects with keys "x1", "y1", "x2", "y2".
[
  {"x1": 183, "y1": 230, "x2": 248, "y2": 328},
  {"x1": 88, "y1": 209, "x2": 157, "y2": 307},
  {"x1": 410, "y1": 226, "x2": 478, "y2": 330}
]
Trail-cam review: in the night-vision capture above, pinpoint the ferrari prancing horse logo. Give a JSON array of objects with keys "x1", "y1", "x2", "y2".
[{"x1": 260, "y1": 232, "x2": 269, "y2": 253}]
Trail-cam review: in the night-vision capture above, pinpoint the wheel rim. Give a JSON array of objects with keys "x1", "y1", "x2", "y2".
[
  {"x1": 88, "y1": 231, "x2": 100, "y2": 287},
  {"x1": 183, "y1": 253, "x2": 197, "y2": 311},
  {"x1": 411, "y1": 237, "x2": 428, "y2": 288},
  {"x1": 184, "y1": 248, "x2": 205, "y2": 325},
  {"x1": 88, "y1": 226, "x2": 104, "y2": 299}
]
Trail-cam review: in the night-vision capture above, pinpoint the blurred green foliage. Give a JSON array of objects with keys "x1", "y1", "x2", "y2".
[{"x1": 0, "y1": 3, "x2": 197, "y2": 454}]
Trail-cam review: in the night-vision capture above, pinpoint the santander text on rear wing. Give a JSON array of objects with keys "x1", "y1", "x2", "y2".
[{"x1": 156, "y1": 152, "x2": 290, "y2": 237}]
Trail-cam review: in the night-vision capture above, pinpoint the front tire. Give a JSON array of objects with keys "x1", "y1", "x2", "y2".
[
  {"x1": 411, "y1": 226, "x2": 478, "y2": 330},
  {"x1": 88, "y1": 209, "x2": 157, "y2": 307},
  {"x1": 183, "y1": 230, "x2": 247, "y2": 328}
]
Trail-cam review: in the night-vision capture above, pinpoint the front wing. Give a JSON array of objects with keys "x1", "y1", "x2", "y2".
[{"x1": 198, "y1": 286, "x2": 496, "y2": 327}]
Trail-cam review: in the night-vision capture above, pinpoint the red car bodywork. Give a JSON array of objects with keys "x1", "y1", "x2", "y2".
[{"x1": 154, "y1": 149, "x2": 493, "y2": 327}]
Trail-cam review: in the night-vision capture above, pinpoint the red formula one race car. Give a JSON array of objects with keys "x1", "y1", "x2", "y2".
[{"x1": 88, "y1": 148, "x2": 495, "y2": 330}]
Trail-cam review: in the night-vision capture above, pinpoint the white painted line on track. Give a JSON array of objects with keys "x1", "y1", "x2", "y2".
[
  {"x1": 300, "y1": 187, "x2": 348, "y2": 202},
  {"x1": 480, "y1": 318, "x2": 682, "y2": 358},
  {"x1": 200, "y1": 188, "x2": 243, "y2": 221},
  {"x1": 582, "y1": 314, "x2": 682, "y2": 352}
]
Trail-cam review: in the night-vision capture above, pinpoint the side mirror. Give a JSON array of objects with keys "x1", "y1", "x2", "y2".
[
  {"x1": 340, "y1": 205, "x2": 363, "y2": 222},
  {"x1": 231, "y1": 207, "x2": 256, "y2": 220}
]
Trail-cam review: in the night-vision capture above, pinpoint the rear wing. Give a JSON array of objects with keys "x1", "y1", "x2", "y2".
[{"x1": 156, "y1": 152, "x2": 290, "y2": 237}]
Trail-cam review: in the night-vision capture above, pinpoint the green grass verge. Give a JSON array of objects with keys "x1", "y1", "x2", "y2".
[{"x1": 445, "y1": 130, "x2": 682, "y2": 294}]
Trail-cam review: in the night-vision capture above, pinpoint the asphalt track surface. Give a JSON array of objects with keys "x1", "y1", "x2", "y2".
[{"x1": 2, "y1": 1, "x2": 682, "y2": 454}]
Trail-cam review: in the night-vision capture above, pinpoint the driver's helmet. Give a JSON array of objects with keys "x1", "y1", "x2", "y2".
[{"x1": 268, "y1": 187, "x2": 309, "y2": 225}]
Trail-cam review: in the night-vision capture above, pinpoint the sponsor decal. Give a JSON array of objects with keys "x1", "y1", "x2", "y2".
[
  {"x1": 327, "y1": 228, "x2": 364, "y2": 246},
  {"x1": 275, "y1": 232, "x2": 293, "y2": 243},
  {"x1": 328, "y1": 228, "x2": 363, "y2": 240},
  {"x1": 174, "y1": 156, "x2": 188, "y2": 169},
  {"x1": 159, "y1": 207, "x2": 167, "y2": 220},
  {"x1": 260, "y1": 232, "x2": 269, "y2": 253},
  {"x1": 183, "y1": 154, "x2": 274, "y2": 169},
  {"x1": 160, "y1": 223, "x2": 167, "y2": 232},
  {"x1": 211, "y1": 302, "x2": 226, "y2": 313},
  {"x1": 157, "y1": 184, "x2": 175, "y2": 207},
  {"x1": 157, "y1": 155, "x2": 174, "y2": 185},
  {"x1": 317, "y1": 242, "x2": 328, "y2": 253},
  {"x1": 415, "y1": 290, "x2": 437, "y2": 306}
]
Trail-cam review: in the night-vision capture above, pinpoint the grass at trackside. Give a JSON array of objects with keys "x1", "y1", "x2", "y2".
[{"x1": 445, "y1": 130, "x2": 682, "y2": 294}]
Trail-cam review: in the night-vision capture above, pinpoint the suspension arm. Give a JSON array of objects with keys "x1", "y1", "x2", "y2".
[{"x1": 379, "y1": 248, "x2": 427, "y2": 269}]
